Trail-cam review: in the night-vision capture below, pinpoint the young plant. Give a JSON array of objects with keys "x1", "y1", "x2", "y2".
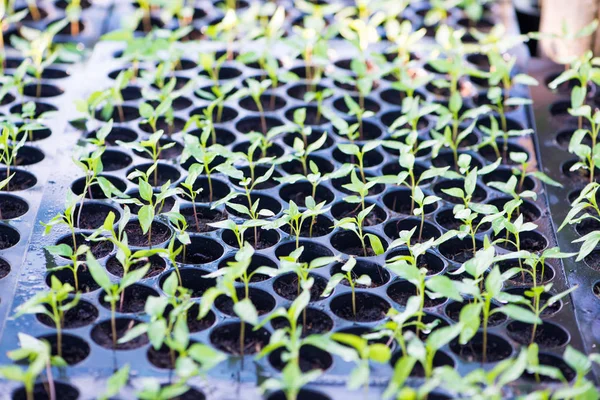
[
  {"x1": 242, "y1": 78, "x2": 273, "y2": 134},
  {"x1": 329, "y1": 332, "x2": 392, "y2": 394},
  {"x1": 273, "y1": 197, "x2": 327, "y2": 248},
  {"x1": 334, "y1": 204, "x2": 385, "y2": 257},
  {"x1": 139, "y1": 99, "x2": 174, "y2": 134},
  {"x1": 42, "y1": 192, "x2": 81, "y2": 254},
  {"x1": 278, "y1": 246, "x2": 338, "y2": 298},
  {"x1": 199, "y1": 244, "x2": 277, "y2": 361},
  {"x1": 0, "y1": 334, "x2": 66, "y2": 400},
  {"x1": 0, "y1": 125, "x2": 26, "y2": 187},
  {"x1": 321, "y1": 257, "x2": 371, "y2": 319},
  {"x1": 86, "y1": 251, "x2": 150, "y2": 348},
  {"x1": 254, "y1": 289, "x2": 324, "y2": 400},
  {"x1": 14, "y1": 276, "x2": 80, "y2": 357},
  {"x1": 99, "y1": 365, "x2": 130, "y2": 400}
]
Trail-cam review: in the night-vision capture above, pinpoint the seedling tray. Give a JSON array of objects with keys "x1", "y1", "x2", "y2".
[{"x1": 0, "y1": 1, "x2": 592, "y2": 399}]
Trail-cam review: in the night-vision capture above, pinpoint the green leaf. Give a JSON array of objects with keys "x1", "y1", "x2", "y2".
[
  {"x1": 86, "y1": 251, "x2": 112, "y2": 292},
  {"x1": 234, "y1": 298, "x2": 258, "y2": 325}
]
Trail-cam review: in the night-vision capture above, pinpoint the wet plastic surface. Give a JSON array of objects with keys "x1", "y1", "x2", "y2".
[{"x1": 0, "y1": 1, "x2": 591, "y2": 399}]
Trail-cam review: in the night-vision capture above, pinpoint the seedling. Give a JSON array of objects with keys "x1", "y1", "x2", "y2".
[
  {"x1": 44, "y1": 243, "x2": 88, "y2": 291},
  {"x1": 289, "y1": 132, "x2": 329, "y2": 176},
  {"x1": 387, "y1": 228, "x2": 460, "y2": 334},
  {"x1": 13, "y1": 20, "x2": 68, "y2": 98},
  {"x1": 279, "y1": 246, "x2": 338, "y2": 297},
  {"x1": 87, "y1": 251, "x2": 150, "y2": 348},
  {"x1": 272, "y1": 198, "x2": 327, "y2": 248},
  {"x1": 242, "y1": 78, "x2": 273, "y2": 134},
  {"x1": 254, "y1": 289, "x2": 324, "y2": 400},
  {"x1": 15, "y1": 276, "x2": 80, "y2": 357},
  {"x1": 0, "y1": 6, "x2": 26, "y2": 67},
  {"x1": 139, "y1": 99, "x2": 174, "y2": 134},
  {"x1": 303, "y1": 88, "x2": 333, "y2": 124},
  {"x1": 516, "y1": 284, "x2": 578, "y2": 346},
  {"x1": 334, "y1": 203, "x2": 385, "y2": 257},
  {"x1": 200, "y1": 244, "x2": 277, "y2": 361},
  {"x1": 0, "y1": 333, "x2": 66, "y2": 400},
  {"x1": 330, "y1": 332, "x2": 391, "y2": 394},
  {"x1": 121, "y1": 129, "x2": 174, "y2": 184},
  {"x1": 322, "y1": 257, "x2": 371, "y2": 319},
  {"x1": 0, "y1": 125, "x2": 26, "y2": 188},
  {"x1": 99, "y1": 365, "x2": 130, "y2": 400},
  {"x1": 477, "y1": 116, "x2": 533, "y2": 165},
  {"x1": 564, "y1": 104, "x2": 600, "y2": 182},
  {"x1": 42, "y1": 192, "x2": 81, "y2": 254}
]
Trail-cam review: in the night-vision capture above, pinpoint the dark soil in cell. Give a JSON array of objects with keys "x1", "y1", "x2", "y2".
[
  {"x1": 388, "y1": 280, "x2": 446, "y2": 308},
  {"x1": 0, "y1": 194, "x2": 28, "y2": 219},
  {"x1": 279, "y1": 182, "x2": 335, "y2": 206},
  {"x1": 100, "y1": 149, "x2": 132, "y2": 171},
  {"x1": 331, "y1": 201, "x2": 386, "y2": 226},
  {"x1": 160, "y1": 268, "x2": 216, "y2": 298},
  {"x1": 100, "y1": 284, "x2": 158, "y2": 313},
  {"x1": 271, "y1": 308, "x2": 334, "y2": 337},
  {"x1": 74, "y1": 202, "x2": 120, "y2": 230},
  {"x1": 280, "y1": 214, "x2": 334, "y2": 238},
  {"x1": 209, "y1": 322, "x2": 270, "y2": 355},
  {"x1": 12, "y1": 382, "x2": 79, "y2": 400},
  {"x1": 124, "y1": 220, "x2": 171, "y2": 247},
  {"x1": 46, "y1": 265, "x2": 100, "y2": 293},
  {"x1": 91, "y1": 318, "x2": 149, "y2": 350},
  {"x1": 269, "y1": 345, "x2": 333, "y2": 372},
  {"x1": 55, "y1": 233, "x2": 113, "y2": 260},
  {"x1": 507, "y1": 321, "x2": 569, "y2": 348},
  {"x1": 330, "y1": 260, "x2": 390, "y2": 287},
  {"x1": 445, "y1": 301, "x2": 507, "y2": 326},
  {"x1": 488, "y1": 198, "x2": 541, "y2": 223},
  {"x1": 222, "y1": 227, "x2": 279, "y2": 250},
  {"x1": 0, "y1": 168, "x2": 37, "y2": 191},
  {"x1": 134, "y1": 139, "x2": 183, "y2": 160},
  {"x1": 450, "y1": 332, "x2": 513, "y2": 363},
  {"x1": 274, "y1": 273, "x2": 328, "y2": 302},
  {"x1": 330, "y1": 230, "x2": 387, "y2": 257},
  {"x1": 267, "y1": 389, "x2": 331, "y2": 400},
  {"x1": 330, "y1": 292, "x2": 390, "y2": 322},
  {"x1": 498, "y1": 260, "x2": 555, "y2": 285},
  {"x1": 175, "y1": 237, "x2": 224, "y2": 265},
  {"x1": 239, "y1": 94, "x2": 286, "y2": 112},
  {"x1": 218, "y1": 254, "x2": 277, "y2": 283},
  {"x1": 438, "y1": 238, "x2": 483, "y2": 263},
  {"x1": 383, "y1": 189, "x2": 437, "y2": 215},
  {"x1": 181, "y1": 206, "x2": 227, "y2": 233},
  {"x1": 37, "y1": 299, "x2": 98, "y2": 329},
  {"x1": 139, "y1": 116, "x2": 186, "y2": 135},
  {"x1": 386, "y1": 249, "x2": 445, "y2": 275},
  {"x1": 215, "y1": 288, "x2": 275, "y2": 316},
  {"x1": 0, "y1": 257, "x2": 9, "y2": 279},
  {"x1": 106, "y1": 254, "x2": 166, "y2": 278},
  {"x1": 71, "y1": 175, "x2": 127, "y2": 199},
  {"x1": 40, "y1": 334, "x2": 90, "y2": 365},
  {"x1": 520, "y1": 354, "x2": 576, "y2": 383},
  {"x1": 505, "y1": 288, "x2": 563, "y2": 316}
]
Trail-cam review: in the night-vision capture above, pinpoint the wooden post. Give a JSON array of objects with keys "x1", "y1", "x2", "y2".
[{"x1": 539, "y1": 0, "x2": 598, "y2": 63}]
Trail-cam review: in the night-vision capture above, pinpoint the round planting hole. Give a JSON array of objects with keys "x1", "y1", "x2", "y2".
[
  {"x1": 226, "y1": 193, "x2": 282, "y2": 218},
  {"x1": 37, "y1": 299, "x2": 98, "y2": 328},
  {"x1": 0, "y1": 168, "x2": 37, "y2": 191},
  {"x1": 127, "y1": 163, "x2": 181, "y2": 187},
  {"x1": 0, "y1": 224, "x2": 19, "y2": 249},
  {"x1": 38, "y1": 333, "x2": 90, "y2": 365},
  {"x1": 160, "y1": 268, "x2": 216, "y2": 298},
  {"x1": 450, "y1": 332, "x2": 513, "y2": 363},
  {"x1": 330, "y1": 292, "x2": 390, "y2": 322},
  {"x1": 100, "y1": 149, "x2": 133, "y2": 171},
  {"x1": 0, "y1": 193, "x2": 28, "y2": 219},
  {"x1": 91, "y1": 318, "x2": 149, "y2": 350},
  {"x1": 271, "y1": 308, "x2": 333, "y2": 337},
  {"x1": 71, "y1": 174, "x2": 126, "y2": 199},
  {"x1": 218, "y1": 254, "x2": 277, "y2": 283},
  {"x1": 175, "y1": 236, "x2": 224, "y2": 265},
  {"x1": 55, "y1": 233, "x2": 113, "y2": 260},
  {"x1": 384, "y1": 218, "x2": 441, "y2": 242},
  {"x1": 388, "y1": 280, "x2": 446, "y2": 308},
  {"x1": 180, "y1": 205, "x2": 226, "y2": 233},
  {"x1": 124, "y1": 220, "x2": 171, "y2": 247},
  {"x1": 280, "y1": 214, "x2": 333, "y2": 238},
  {"x1": 275, "y1": 240, "x2": 333, "y2": 263},
  {"x1": 12, "y1": 382, "x2": 79, "y2": 400},
  {"x1": 383, "y1": 189, "x2": 437, "y2": 215},
  {"x1": 386, "y1": 248, "x2": 445, "y2": 276},
  {"x1": 279, "y1": 182, "x2": 335, "y2": 206},
  {"x1": 269, "y1": 345, "x2": 333, "y2": 372},
  {"x1": 330, "y1": 230, "x2": 388, "y2": 257},
  {"x1": 215, "y1": 288, "x2": 275, "y2": 316},
  {"x1": 507, "y1": 321, "x2": 569, "y2": 348},
  {"x1": 210, "y1": 322, "x2": 270, "y2": 355},
  {"x1": 74, "y1": 202, "x2": 120, "y2": 230},
  {"x1": 438, "y1": 237, "x2": 483, "y2": 264},
  {"x1": 99, "y1": 284, "x2": 158, "y2": 313},
  {"x1": 445, "y1": 301, "x2": 506, "y2": 326},
  {"x1": 106, "y1": 254, "x2": 166, "y2": 279},
  {"x1": 331, "y1": 201, "x2": 387, "y2": 226},
  {"x1": 273, "y1": 272, "x2": 329, "y2": 302},
  {"x1": 330, "y1": 260, "x2": 389, "y2": 287}
]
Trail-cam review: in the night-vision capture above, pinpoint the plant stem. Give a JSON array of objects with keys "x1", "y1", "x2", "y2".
[
  {"x1": 45, "y1": 362, "x2": 56, "y2": 400},
  {"x1": 111, "y1": 301, "x2": 117, "y2": 348}
]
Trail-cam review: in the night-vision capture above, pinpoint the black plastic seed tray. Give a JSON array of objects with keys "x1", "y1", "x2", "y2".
[
  {"x1": 530, "y1": 58, "x2": 600, "y2": 378},
  {"x1": 0, "y1": 1, "x2": 590, "y2": 399}
]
